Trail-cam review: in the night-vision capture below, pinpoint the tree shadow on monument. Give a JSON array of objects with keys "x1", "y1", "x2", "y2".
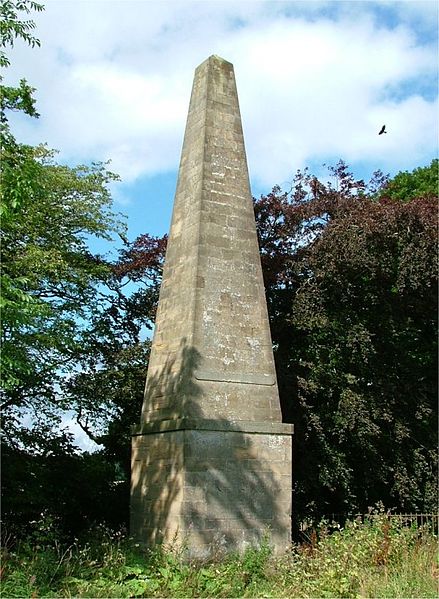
[{"x1": 131, "y1": 339, "x2": 291, "y2": 556}]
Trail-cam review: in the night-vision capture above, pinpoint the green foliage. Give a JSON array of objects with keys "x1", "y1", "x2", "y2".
[
  {"x1": 1, "y1": 438, "x2": 129, "y2": 540},
  {"x1": 1, "y1": 519, "x2": 437, "y2": 598},
  {"x1": 1, "y1": 0, "x2": 129, "y2": 416},
  {"x1": 0, "y1": 1, "x2": 44, "y2": 66},
  {"x1": 1, "y1": 78, "x2": 39, "y2": 122},
  {"x1": 1, "y1": 144, "x2": 124, "y2": 406},
  {"x1": 0, "y1": 0, "x2": 144, "y2": 540},
  {"x1": 380, "y1": 159, "x2": 438, "y2": 202}
]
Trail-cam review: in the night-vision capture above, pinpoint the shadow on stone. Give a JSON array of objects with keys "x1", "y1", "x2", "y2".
[{"x1": 130, "y1": 339, "x2": 292, "y2": 558}]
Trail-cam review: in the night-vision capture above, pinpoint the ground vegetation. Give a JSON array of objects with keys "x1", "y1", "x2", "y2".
[{"x1": 1, "y1": 516, "x2": 437, "y2": 598}]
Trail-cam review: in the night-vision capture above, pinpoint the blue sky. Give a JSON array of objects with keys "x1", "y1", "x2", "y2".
[{"x1": 7, "y1": 0, "x2": 438, "y2": 249}]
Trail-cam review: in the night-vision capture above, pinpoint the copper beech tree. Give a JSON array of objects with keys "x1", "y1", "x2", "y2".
[{"x1": 254, "y1": 160, "x2": 438, "y2": 521}]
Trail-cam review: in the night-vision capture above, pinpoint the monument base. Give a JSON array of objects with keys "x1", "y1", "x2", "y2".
[{"x1": 130, "y1": 418, "x2": 294, "y2": 558}]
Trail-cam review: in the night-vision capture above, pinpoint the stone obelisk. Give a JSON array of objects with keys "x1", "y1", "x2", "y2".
[{"x1": 131, "y1": 55, "x2": 293, "y2": 557}]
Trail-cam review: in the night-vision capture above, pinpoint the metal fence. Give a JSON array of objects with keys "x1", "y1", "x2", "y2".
[{"x1": 295, "y1": 512, "x2": 439, "y2": 540}]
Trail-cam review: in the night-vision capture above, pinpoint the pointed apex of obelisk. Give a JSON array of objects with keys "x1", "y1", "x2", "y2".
[
  {"x1": 198, "y1": 54, "x2": 233, "y2": 68},
  {"x1": 209, "y1": 54, "x2": 231, "y2": 63}
]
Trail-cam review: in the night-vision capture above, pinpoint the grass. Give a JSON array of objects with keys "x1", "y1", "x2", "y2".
[{"x1": 1, "y1": 516, "x2": 437, "y2": 598}]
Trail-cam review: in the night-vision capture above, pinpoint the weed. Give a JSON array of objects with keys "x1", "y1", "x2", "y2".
[{"x1": 0, "y1": 517, "x2": 437, "y2": 598}]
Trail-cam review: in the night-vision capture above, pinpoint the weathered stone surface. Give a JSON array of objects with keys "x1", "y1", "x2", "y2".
[
  {"x1": 131, "y1": 55, "x2": 293, "y2": 557},
  {"x1": 131, "y1": 425, "x2": 292, "y2": 556},
  {"x1": 132, "y1": 418, "x2": 294, "y2": 436}
]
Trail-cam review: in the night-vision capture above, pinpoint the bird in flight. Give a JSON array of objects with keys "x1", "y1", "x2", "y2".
[{"x1": 379, "y1": 125, "x2": 387, "y2": 135}]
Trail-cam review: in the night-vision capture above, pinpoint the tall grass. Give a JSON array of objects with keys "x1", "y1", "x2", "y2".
[{"x1": 1, "y1": 516, "x2": 437, "y2": 598}]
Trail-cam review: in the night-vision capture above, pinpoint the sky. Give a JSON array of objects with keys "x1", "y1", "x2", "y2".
[
  {"x1": 7, "y1": 0, "x2": 438, "y2": 451},
  {"x1": 7, "y1": 0, "x2": 439, "y2": 245}
]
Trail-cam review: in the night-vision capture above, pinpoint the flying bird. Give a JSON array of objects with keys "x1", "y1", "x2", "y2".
[{"x1": 379, "y1": 125, "x2": 387, "y2": 135}]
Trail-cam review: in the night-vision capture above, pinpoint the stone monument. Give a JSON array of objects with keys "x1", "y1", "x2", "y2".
[{"x1": 130, "y1": 55, "x2": 294, "y2": 557}]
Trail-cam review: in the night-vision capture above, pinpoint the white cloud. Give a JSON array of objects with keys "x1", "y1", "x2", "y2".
[
  {"x1": 226, "y1": 13, "x2": 437, "y2": 184},
  {"x1": 6, "y1": 0, "x2": 438, "y2": 188}
]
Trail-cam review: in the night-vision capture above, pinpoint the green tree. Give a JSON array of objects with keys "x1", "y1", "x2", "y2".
[
  {"x1": 0, "y1": 1, "x2": 125, "y2": 422},
  {"x1": 1, "y1": 147, "x2": 124, "y2": 404},
  {"x1": 0, "y1": 0, "x2": 150, "y2": 538},
  {"x1": 380, "y1": 159, "x2": 438, "y2": 202}
]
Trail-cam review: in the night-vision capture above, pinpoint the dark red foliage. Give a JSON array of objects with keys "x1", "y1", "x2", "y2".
[
  {"x1": 254, "y1": 161, "x2": 388, "y2": 291},
  {"x1": 253, "y1": 161, "x2": 438, "y2": 520},
  {"x1": 113, "y1": 233, "x2": 167, "y2": 283}
]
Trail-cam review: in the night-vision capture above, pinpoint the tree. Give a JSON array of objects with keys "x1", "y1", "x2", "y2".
[
  {"x1": 380, "y1": 159, "x2": 438, "y2": 202},
  {"x1": 1, "y1": 147, "x2": 124, "y2": 404},
  {"x1": 1, "y1": 1, "x2": 125, "y2": 430},
  {"x1": 255, "y1": 160, "x2": 438, "y2": 521},
  {"x1": 0, "y1": 2, "x2": 170, "y2": 539},
  {"x1": 62, "y1": 234, "x2": 166, "y2": 487},
  {"x1": 0, "y1": 0, "x2": 42, "y2": 120}
]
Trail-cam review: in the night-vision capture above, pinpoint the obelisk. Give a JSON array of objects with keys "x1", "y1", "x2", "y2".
[{"x1": 131, "y1": 55, "x2": 293, "y2": 557}]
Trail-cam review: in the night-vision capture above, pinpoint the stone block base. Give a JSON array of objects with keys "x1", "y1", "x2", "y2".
[{"x1": 130, "y1": 418, "x2": 293, "y2": 558}]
